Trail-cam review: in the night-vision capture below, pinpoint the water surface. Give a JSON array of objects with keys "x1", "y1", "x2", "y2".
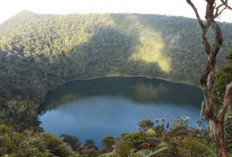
[{"x1": 39, "y1": 77, "x2": 203, "y2": 147}]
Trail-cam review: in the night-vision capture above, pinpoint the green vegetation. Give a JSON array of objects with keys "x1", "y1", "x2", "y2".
[
  {"x1": 0, "y1": 125, "x2": 79, "y2": 157},
  {"x1": 101, "y1": 136, "x2": 115, "y2": 153},
  {"x1": 0, "y1": 11, "x2": 232, "y2": 109},
  {"x1": 212, "y1": 48, "x2": 232, "y2": 154},
  {"x1": 212, "y1": 48, "x2": 232, "y2": 112},
  {"x1": 0, "y1": 11, "x2": 232, "y2": 156},
  {"x1": 0, "y1": 99, "x2": 41, "y2": 131},
  {"x1": 0, "y1": 118, "x2": 220, "y2": 157},
  {"x1": 99, "y1": 118, "x2": 216, "y2": 157},
  {"x1": 60, "y1": 134, "x2": 81, "y2": 151},
  {"x1": 138, "y1": 119, "x2": 154, "y2": 132}
]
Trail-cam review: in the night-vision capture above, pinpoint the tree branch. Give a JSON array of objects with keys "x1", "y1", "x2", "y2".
[
  {"x1": 217, "y1": 81, "x2": 232, "y2": 121},
  {"x1": 202, "y1": 22, "x2": 211, "y2": 55},
  {"x1": 214, "y1": 5, "x2": 227, "y2": 18},
  {"x1": 221, "y1": 0, "x2": 232, "y2": 10},
  {"x1": 186, "y1": 0, "x2": 205, "y2": 29},
  {"x1": 187, "y1": 0, "x2": 230, "y2": 156}
]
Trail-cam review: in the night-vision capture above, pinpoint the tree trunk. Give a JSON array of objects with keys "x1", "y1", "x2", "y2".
[{"x1": 215, "y1": 120, "x2": 228, "y2": 157}]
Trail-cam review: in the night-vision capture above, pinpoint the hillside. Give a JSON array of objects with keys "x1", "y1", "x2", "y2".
[{"x1": 0, "y1": 11, "x2": 232, "y2": 105}]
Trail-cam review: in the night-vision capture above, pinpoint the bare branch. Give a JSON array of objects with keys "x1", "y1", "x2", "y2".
[
  {"x1": 213, "y1": 25, "x2": 223, "y2": 48},
  {"x1": 214, "y1": 5, "x2": 227, "y2": 18},
  {"x1": 186, "y1": 0, "x2": 205, "y2": 29},
  {"x1": 202, "y1": 22, "x2": 211, "y2": 55},
  {"x1": 214, "y1": 3, "x2": 224, "y2": 15},
  {"x1": 217, "y1": 82, "x2": 232, "y2": 121},
  {"x1": 221, "y1": 0, "x2": 232, "y2": 10}
]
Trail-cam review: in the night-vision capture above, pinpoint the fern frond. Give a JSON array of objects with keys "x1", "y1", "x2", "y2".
[
  {"x1": 185, "y1": 139, "x2": 216, "y2": 157},
  {"x1": 147, "y1": 147, "x2": 169, "y2": 157}
]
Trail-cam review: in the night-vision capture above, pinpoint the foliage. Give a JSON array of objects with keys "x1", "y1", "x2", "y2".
[
  {"x1": 114, "y1": 141, "x2": 133, "y2": 157},
  {"x1": 100, "y1": 118, "x2": 222, "y2": 157},
  {"x1": 212, "y1": 48, "x2": 232, "y2": 112},
  {"x1": 0, "y1": 100, "x2": 41, "y2": 131},
  {"x1": 120, "y1": 131, "x2": 148, "y2": 150},
  {"x1": 1, "y1": 117, "x2": 232, "y2": 157},
  {"x1": 182, "y1": 138, "x2": 216, "y2": 157},
  {"x1": 0, "y1": 11, "x2": 232, "y2": 157},
  {"x1": 0, "y1": 125, "x2": 79, "y2": 157},
  {"x1": 138, "y1": 119, "x2": 154, "y2": 132},
  {"x1": 172, "y1": 116, "x2": 190, "y2": 129},
  {"x1": 132, "y1": 142, "x2": 169, "y2": 157},
  {"x1": 101, "y1": 136, "x2": 115, "y2": 153},
  {"x1": 226, "y1": 114, "x2": 232, "y2": 153},
  {"x1": 0, "y1": 11, "x2": 232, "y2": 110},
  {"x1": 83, "y1": 139, "x2": 98, "y2": 150},
  {"x1": 212, "y1": 47, "x2": 232, "y2": 152},
  {"x1": 60, "y1": 134, "x2": 81, "y2": 150},
  {"x1": 81, "y1": 148, "x2": 99, "y2": 157}
]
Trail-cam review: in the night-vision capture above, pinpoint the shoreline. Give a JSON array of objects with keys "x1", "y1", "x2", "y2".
[
  {"x1": 48, "y1": 74, "x2": 200, "y2": 93},
  {"x1": 38, "y1": 74, "x2": 200, "y2": 107}
]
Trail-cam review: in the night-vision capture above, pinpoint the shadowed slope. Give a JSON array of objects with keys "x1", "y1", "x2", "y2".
[{"x1": 0, "y1": 11, "x2": 231, "y2": 106}]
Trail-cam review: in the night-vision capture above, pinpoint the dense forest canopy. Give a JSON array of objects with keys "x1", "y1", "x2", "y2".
[
  {"x1": 0, "y1": 10, "x2": 232, "y2": 157},
  {"x1": 0, "y1": 11, "x2": 232, "y2": 106}
]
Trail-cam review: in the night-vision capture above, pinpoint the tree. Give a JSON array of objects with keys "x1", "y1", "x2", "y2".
[
  {"x1": 213, "y1": 48, "x2": 232, "y2": 112},
  {"x1": 221, "y1": 0, "x2": 232, "y2": 10},
  {"x1": 186, "y1": 0, "x2": 232, "y2": 156},
  {"x1": 0, "y1": 100, "x2": 40, "y2": 132},
  {"x1": 60, "y1": 134, "x2": 81, "y2": 150},
  {"x1": 84, "y1": 139, "x2": 98, "y2": 150},
  {"x1": 138, "y1": 119, "x2": 154, "y2": 132},
  {"x1": 0, "y1": 125, "x2": 79, "y2": 157},
  {"x1": 101, "y1": 136, "x2": 115, "y2": 152},
  {"x1": 212, "y1": 48, "x2": 232, "y2": 153},
  {"x1": 81, "y1": 148, "x2": 98, "y2": 157}
]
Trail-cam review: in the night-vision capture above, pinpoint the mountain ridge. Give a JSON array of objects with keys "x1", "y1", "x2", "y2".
[{"x1": 0, "y1": 11, "x2": 231, "y2": 105}]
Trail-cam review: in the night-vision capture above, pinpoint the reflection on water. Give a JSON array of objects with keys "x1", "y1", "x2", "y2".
[
  {"x1": 39, "y1": 77, "x2": 203, "y2": 147},
  {"x1": 41, "y1": 77, "x2": 202, "y2": 109}
]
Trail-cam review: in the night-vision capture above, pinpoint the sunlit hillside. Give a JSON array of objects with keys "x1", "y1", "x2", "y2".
[{"x1": 0, "y1": 10, "x2": 232, "y2": 105}]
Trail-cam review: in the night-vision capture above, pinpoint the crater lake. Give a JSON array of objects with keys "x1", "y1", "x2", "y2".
[{"x1": 39, "y1": 77, "x2": 203, "y2": 147}]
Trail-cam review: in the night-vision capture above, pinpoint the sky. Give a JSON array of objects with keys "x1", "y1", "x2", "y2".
[{"x1": 0, "y1": 0, "x2": 231, "y2": 24}]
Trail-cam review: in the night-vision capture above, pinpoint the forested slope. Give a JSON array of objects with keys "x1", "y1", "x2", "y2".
[{"x1": 0, "y1": 10, "x2": 232, "y2": 105}]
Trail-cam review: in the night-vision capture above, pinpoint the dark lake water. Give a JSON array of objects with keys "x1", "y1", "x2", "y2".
[{"x1": 39, "y1": 77, "x2": 203, "y2": 147}]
